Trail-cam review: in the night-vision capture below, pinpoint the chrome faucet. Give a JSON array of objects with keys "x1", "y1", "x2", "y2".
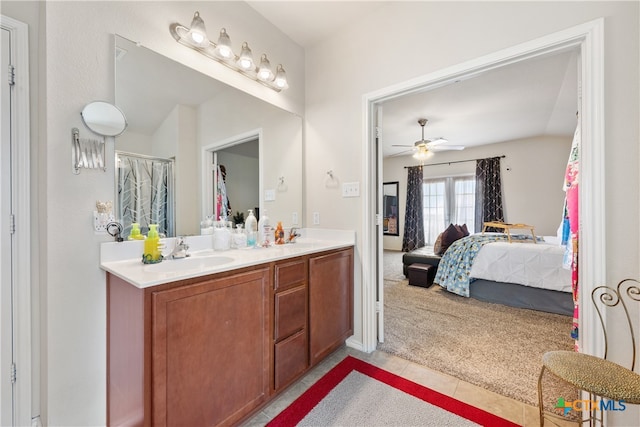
[
  {"x1": 288, "y1": 227, "x2": 301, "y2": 243},
  {"x1": 168, "y1": 236, "x2": 190, "y2": 259}
]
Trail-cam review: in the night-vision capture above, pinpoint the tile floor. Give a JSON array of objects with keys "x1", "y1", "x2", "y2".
[{"x1": 242, "y1": 346, "x2": 578, "y2": 427}]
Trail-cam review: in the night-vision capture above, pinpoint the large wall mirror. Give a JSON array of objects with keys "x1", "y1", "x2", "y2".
[
  {"x1": 383, "y1": 181, "x2": 399, "y2": 236},
  {"x1": 114, "y1": 34, "x2": 303, "y2": 237}
]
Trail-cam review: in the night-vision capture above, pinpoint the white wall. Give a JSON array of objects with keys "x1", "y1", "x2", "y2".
[
  {"x1": 383, "y1": 135, "x2": 572, "y2": 251},
  {"x1": 305, "y1": 3, "x2": 638, "y2": 423},
  {"x1": 17, "y1": 1, "x2": 304, "y2": 425}
]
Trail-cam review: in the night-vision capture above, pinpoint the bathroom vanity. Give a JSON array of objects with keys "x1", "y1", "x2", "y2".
[{"x1": 101, "y1": 231, "x2": 354, "y2": 426}]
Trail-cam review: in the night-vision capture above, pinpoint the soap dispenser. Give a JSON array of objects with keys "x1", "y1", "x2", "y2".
[
  {"x1": 128, "y1": 223, "x2": 145, "y2": 240},
  {"x1": 142, "y1": 224, "x2": 162, "y2": 264}
]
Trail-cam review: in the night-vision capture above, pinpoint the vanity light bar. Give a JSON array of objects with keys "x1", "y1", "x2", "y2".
[{"x1": 169, "y1": 11, "x2": 288, "y2": 92}]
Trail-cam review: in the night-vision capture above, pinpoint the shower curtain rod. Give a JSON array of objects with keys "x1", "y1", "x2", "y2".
[{"x1": 404, "y1": 155, "x2": 505, "y2": 168}]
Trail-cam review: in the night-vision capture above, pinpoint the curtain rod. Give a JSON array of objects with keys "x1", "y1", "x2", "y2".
[{"x1": 404, "y1": 155, "x2": 505, "y2": 168}]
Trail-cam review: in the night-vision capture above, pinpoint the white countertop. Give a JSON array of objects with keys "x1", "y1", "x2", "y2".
[{"x1": 100, "y1": 228, "x2": 355, "y2": 289}]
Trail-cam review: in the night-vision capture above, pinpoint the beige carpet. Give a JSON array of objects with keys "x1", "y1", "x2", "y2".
[{"x1": 379, "y1": 250, "x2": 577, "y2": 414}]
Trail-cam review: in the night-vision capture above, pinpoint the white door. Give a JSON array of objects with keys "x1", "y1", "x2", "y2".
[
  {"x1": 0, "y1": 25, "x2": 15, "y2": 426},
  {"x1": 375, "y1": 106, "x2": 384, "y2": 343}
]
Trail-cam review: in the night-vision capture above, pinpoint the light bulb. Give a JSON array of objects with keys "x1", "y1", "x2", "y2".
[
  {"x1": 216, "y1": 28, "x2": 233, "y2": 59},
  {"x1": 274, "y1": 65, "x2": 288, "y2": 89},
  {"x1": 237, "y1": 42, "x2": 254, "y2": 70},
  {"x1": 258, "y1": 54, "x2": 274, "y2": 81},
  {"x1": 187, "y1": 11, "x2": 208, "y2": 47}
]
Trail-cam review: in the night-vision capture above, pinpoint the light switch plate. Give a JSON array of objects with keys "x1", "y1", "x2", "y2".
[
  {"x1": 264, "y1": 189, "x2": 276, "y2": 201},
  {"x1": 292, "y1": 212, "x2": 298, "y2": 225},
  {"x1": 313, "y1": 212, "x2": 320, "y2": 225},
  {"x1": 342, "y1": 182, "x2": 360, "y2": 198}
]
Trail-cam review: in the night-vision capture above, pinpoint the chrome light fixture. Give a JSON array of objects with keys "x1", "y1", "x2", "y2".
[{"x1": 170, "y1": 11, "x2": 289, "y2": 92}]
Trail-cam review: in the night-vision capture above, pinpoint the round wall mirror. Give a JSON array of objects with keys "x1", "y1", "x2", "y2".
[{"x1": 81, "y1": 101, "x2": 128, "y2": 137}]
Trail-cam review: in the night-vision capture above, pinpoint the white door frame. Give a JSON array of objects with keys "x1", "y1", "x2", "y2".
[
  {"x1": 1, "y1": 14, "x2": 33, "y2": 427},
  {"x1": 362, "y1": 19, "x2": 605, "y2": 358}
]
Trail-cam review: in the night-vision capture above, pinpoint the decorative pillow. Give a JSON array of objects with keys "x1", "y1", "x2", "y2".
[
  {"x1": 433, "y1": 233, "x2": 443, "y2": 255},
  {"x1": 436, "y1": 223, "x2": 467, "y2": 255}
]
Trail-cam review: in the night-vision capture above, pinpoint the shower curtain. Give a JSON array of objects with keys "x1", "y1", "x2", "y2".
[{"x1": 116, "y1": 152, "x2": 175, "y2": 238}]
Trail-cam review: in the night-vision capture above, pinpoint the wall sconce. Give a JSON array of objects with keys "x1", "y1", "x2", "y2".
[{"x1": 170, "y1": 11, "x2": 289, "y2": 92}]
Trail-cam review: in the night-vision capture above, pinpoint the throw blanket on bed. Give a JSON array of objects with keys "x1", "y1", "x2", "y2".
[{"x1": 434, "y1": 234, "x2": 508, "y2": 297}]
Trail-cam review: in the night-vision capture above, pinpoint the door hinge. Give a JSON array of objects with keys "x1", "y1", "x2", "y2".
[
  {"x1": 8, "y1": 64, "x2": 15, "y2": 86},
  {"x1": 10, "y1": 363, "x2": 16, "y2": 384},
  {"x1": 9, "y1": 214, "x2": 16, "y2": 234},
  {"x1": 375, "y1": 214, "x2": 382, "y2": 226},
  {"x1": 375, "y1": 301, "x2": 382, "y2": 313}
]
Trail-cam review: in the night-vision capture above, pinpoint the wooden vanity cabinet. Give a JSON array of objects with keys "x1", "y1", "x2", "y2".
[
  {"x1": 273, "y1": 258, "x2": 308, "y2": 391},
  {"x1": 309, "y1": 248, "x2": 354, "y2": 366},
  {"x1": 107, "y1": 247, "x2": 353, "y2": 427},
  {"x1": 108, "y1": 267, "x2": 271, "y2": 427}
]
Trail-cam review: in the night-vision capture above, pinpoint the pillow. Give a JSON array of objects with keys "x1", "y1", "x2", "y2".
[
  {"x1": 433, "y1": 233, "x2": 443, "y2": 255},
  {"x1": 436, "y1": 223, "x2": 467, "y2": 255}
]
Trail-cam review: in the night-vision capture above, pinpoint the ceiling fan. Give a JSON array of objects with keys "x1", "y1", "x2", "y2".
[{"x1": 391, "y1": 118, "x2": 465, "y2": 158}]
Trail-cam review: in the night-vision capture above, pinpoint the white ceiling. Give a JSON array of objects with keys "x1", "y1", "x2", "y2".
[{"x1": 247, "y1": 1, "x2": 579, "y2": 159}]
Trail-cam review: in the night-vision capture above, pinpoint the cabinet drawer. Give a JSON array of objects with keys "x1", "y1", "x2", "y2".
[
  {"x1": 274, "y1": 329, "x2": 308, "y2": 390},
  {"x1": 274, "y1": 258, "x2": 307, "y2": 291},
  {"x1": 274, "y1": 284, "x2": 307, "y2": 341}
]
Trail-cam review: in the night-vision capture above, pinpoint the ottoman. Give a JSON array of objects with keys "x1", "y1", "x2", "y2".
[{"x1": 407, "y1": 263, "x2": 436, "y2": 288}]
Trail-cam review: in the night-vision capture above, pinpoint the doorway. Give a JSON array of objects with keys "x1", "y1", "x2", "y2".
[
  {"x1": 203, "y1": 132, "x2": 261, "y2": 224},
  {"x1": 1, "y1": 14, "x2": 33, "y2": 427},
  {"x1": 362, "y1": 19, "x2": 606, "y2": 359}
]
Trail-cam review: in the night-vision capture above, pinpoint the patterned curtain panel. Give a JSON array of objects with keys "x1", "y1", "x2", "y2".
[
  {"x1": 116, "y1": 153, "x2": 175, "y2": 238},
  {"x1": 474, "y1": 157, "x2": 504, "y2": 232},
  {"x1": 402, "y1": 166, "x2": 425, "y2": 252}
]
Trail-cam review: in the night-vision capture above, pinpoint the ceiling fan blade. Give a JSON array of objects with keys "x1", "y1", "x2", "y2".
[
  {"x1": 430, "y1": 145, "x2": 465, "y2": 151},
  {"x1": 388, "y1": 148, "x2": 415, "y2": 157},
  {"x1": 391, "y1": 144, "x2": 414, "y2": 147},
  {"x1": 425, "y1": 137, "x2": 448, "y2": 146}
]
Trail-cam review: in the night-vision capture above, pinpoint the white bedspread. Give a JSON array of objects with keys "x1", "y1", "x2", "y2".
[{"x1": 469, "y1": 241, "x2": 572, "y2": 293}]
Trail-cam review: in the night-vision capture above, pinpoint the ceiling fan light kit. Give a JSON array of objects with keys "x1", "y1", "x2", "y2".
[{"x1": 391, "y1": 118, "x2": 465, "y2": 160}]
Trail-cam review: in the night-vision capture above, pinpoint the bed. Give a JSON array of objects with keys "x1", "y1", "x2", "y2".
[{"x1": 432, "y1": 233, "x2": 574, "y2": 316}]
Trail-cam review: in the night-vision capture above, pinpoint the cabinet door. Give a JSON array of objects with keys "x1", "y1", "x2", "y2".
[
  {"x1": 151, "y1": 268, "x2": 270, "y2": 427},
  {"x1": 309, "y1": 248, "x2": 354, "y2": 366}
]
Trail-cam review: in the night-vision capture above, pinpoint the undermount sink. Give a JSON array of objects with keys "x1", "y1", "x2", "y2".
[{"x1": 144, "y1": 255, "x2": 234, "y2": 273}]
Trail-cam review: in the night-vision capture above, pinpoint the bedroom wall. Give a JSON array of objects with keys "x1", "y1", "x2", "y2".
[{"x1": 383, "y1": 135, "x2": 573, "y2": 251}]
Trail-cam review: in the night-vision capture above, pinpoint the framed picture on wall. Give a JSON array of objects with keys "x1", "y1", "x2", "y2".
[{"x1": 383, "y1": 181, "x2": 399, "y2": 236}]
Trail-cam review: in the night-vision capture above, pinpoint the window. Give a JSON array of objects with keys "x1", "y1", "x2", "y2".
[{"x1": 423, "y1": 176, "x2": 476, "y2": 244}]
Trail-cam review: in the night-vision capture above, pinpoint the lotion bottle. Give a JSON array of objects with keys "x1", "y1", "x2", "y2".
[
  {"x1": 245, "y1": 209, "x2": 258, "y2": 247},
  {"x1": 258, "y1": 210, "x2": 271, "y2": 247}
]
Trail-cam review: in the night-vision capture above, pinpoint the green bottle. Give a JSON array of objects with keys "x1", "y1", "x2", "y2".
[
  {"x1": 128, "y1": 223, "x2": 145, "y2": 240},
  {"x1": 142, "y1": 224, "x2": 162, "y2": 264}
]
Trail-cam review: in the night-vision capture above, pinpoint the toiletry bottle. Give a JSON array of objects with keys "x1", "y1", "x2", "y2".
[
  {"x1": 275, "y1": 222, "x2": 285, "y2": 245},
  {"x1": 258, "y1": 210, "x2": 271, "y2": 247},
  {"x1": 233, "y1": 224, "x2": 247, "y2": 249},
  {"x1": 245, "y1": 209, "x2": 258, "y2": 247},
  {"x1": 128, "y1": 223, "x2": 145, "y2": 240},
  {"x1": 213, "y1": 217, "x2": 231, "y2": 251},
  {"x1": 142, "y1": 224, "x2": 162, "y2": 263}
]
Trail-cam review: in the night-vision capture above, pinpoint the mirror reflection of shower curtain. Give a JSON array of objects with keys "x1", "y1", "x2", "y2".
[{"x1": 116, "y1": 151, "x2": 175, "y2": 237}]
